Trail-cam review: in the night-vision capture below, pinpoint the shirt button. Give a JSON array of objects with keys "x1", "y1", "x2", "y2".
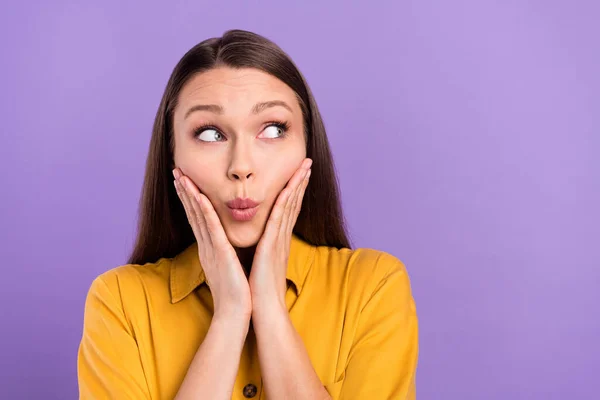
[{"x1": 243, "y1": 383, "x2": 257, "y2": 398}]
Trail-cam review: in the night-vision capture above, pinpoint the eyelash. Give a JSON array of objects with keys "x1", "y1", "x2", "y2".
[{"x1": 192, "y1": 120, "x2": 291, "y2": 141}]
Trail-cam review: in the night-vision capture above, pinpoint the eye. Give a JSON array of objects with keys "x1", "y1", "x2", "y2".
[
  {"x1": 261, "y1": 121, "x2": 290, "y2": 139},
  {"x1": 193, "y1": 121, "x2": 290, "y2": 142},
  {"x1": 263, "y1": 125, "x2": 283, "y2": 139},
  {"x1": 194, "y1": 126, "x2": 225, "y2": 142}
]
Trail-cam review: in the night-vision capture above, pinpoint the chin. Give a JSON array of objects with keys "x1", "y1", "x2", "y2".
[{"x1": 223, "y1": 223, "x2": 264, "y2": 248}]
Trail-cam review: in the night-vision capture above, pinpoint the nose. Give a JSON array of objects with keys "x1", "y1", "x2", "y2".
[
  {"x1": 227, "y1": 142, "x2": 254, "y2": 182},
  {"x1": 230, "y1": 170, "x2": 253, "y2": 180}
]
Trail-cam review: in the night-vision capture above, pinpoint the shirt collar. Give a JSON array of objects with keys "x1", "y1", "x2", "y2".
[{"x1": 170, "y1": 233, "x2": 316, "y2": 304}]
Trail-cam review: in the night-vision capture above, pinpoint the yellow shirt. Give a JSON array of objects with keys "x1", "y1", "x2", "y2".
[{"x1": 77, "y1": 234, "x2": 418, "y2": 399}]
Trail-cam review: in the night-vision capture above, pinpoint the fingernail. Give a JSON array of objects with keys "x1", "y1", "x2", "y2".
[
  {"x1": 172, "y1": 169, "x2": 180, "y2": 180},
  {"x1": 306, "y1": 159, "x2": 313, "y2": 169}
]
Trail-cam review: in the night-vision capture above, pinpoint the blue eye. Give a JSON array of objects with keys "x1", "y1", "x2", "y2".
[
  {"x1": 193, "y1": 120, "x2": 290, "y2": 142},
  {"x1": 262, "y1": 121, "x2": 290, "y2": 139},
  {"x1": 194, "y1": 126, "x2": 224, "y2": 142}
]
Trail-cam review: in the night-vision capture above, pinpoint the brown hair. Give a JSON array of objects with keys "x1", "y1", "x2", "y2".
[{"x1": 127, "y1": 29, "x2": 352, "y2": 265}]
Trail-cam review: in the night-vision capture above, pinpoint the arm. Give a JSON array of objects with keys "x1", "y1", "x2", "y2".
[
  {"x1": 338, "y1": 259, "x2": 419, "y2": 399},
  {"x1": 175, "y1": 315, "x2": 250, "y2": 400},
  {"x1": 78, "y1": 275, "x2": 250, "y2": 400},
  {"x1": 252, "y1": 306, "x2": 332, "y2": 400},
  {"x1": 77, "y1": 276, "x2": 152, "y2": 399}
]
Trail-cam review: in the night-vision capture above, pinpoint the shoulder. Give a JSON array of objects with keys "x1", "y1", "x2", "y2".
[
  {"x1": 311, "y1": 244, "x2": 414, "y2": 308},
  {"x1": 313, "y1": 243, "x2": 409, "y2": 284},
  {"x1": 84, "y1": 257, "x2": 172, "y2": 311}
]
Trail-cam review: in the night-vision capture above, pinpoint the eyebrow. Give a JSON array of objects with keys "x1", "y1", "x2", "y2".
[{"x1": 184, "y1": 100, "x2": 293, "y2": 119}]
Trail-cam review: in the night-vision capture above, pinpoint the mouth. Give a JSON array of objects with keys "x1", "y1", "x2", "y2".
[
  {"x1": 227, "y1": 205, "x2": 259, "y2": 221},
  {"x1": 226, "y1": 197, "x2": 260, "y2": 209},
  {"x1": 226, "y1": 197, "x2": 260, "y2": 222}
]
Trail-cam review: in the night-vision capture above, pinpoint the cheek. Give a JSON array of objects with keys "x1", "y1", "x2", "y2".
[
  {"x1": 176, "y1": 148, "x2": 214, "y2": 189},
  {"x1": 263, "y1": 158, "x2": 302, "y2": 201},
  {"x1": 186, "y1": 171, "x2": 227, "y2": 219},
  {"x1": 180, "y1": 163, "x2": 216, "y2": 198}
]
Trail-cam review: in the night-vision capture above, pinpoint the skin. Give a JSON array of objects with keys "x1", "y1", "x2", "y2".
[
  {"x1": 171, "y1": 67, "x2": 331, "y2": 399},
  {"x1": 172, "y1": 66, "x2": 307, "y2": 272}
]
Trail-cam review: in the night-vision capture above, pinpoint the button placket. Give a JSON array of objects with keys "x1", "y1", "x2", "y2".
[
  {"x1": 241, "y1": 323, "x2": 262, "y2": 398},
  {"x1": 243, "y1": 383, "x2": 257, "y2": 398}
]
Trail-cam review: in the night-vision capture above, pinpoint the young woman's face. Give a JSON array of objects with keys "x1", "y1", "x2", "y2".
[{"x1": 172, "y1": 67, "x2": 307, "y2": 249}]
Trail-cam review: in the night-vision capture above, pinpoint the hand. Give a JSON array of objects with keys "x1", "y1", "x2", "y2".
[
  {"x1": 248, "y1": 158, "x2": 313, "y2": 315},
  {"x1": 173, "y1": 168, "x2": 252, "y2": 321}
]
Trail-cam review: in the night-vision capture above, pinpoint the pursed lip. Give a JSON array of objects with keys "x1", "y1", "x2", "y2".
[{"x1": 226, "y1": 197, "x2": 260, "y2": 209}]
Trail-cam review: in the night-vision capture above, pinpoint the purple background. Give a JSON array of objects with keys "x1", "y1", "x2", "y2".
[{"x1": 1, "y1": 1, "x2": 598, "y2": 399}]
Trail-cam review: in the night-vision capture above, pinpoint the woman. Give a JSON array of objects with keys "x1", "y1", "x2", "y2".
[{"x1": 77, "y1": 29, "x2": 418, "y2": 399}]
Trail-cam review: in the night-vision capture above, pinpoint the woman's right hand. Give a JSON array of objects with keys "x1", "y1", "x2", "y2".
[{"x1": 172, "y1": 168, "x2": 252, "y2": 322}]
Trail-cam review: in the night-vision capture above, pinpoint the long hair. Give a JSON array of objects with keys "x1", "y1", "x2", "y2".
[{"x1": 127, "y1": 29, "x2": 351, "y2": 265}]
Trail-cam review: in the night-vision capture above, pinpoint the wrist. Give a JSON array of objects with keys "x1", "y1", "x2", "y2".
[
  {"x1": 211, "y1": 313, "x2": 251, "y2": 336},
  {"x1": 213, "y1": 303, "x2": 252, "y2": 322},
  {"x1": 252, "y1": 299, "x2": 287, "y2": 323}
]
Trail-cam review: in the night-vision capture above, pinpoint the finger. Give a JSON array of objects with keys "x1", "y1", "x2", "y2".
[
  {"x1": 174, "y1": 178, "x2": 204, "y2": 241},
  {"x1": 178, "y1": 176, "x2": 210, "y2": 245},
  {"x1": 181, "y1": 176, "x2": 212, "y2": 246},
  {"x1": 197, "y1": 191, "x2": 231, "y2": 249},
  {"x1": 263, "y1": 186, "x2": 293, "y2": 242},
  {"x1": 288, "y1": 168, "x2": 311, "y2": 237},
  {"x1": 174, "y1": 180, "x2": 193, "y2": 227},
  {"x1": 181, "y1": 175, "x2": 230, "y2": 249},
  {"x1": 282, "y1": 160, "x2": 311, "y2": 237},
  {"x1": 284, "y1": 167, "x2": 308, "y2": 237},
  {"x1": 288, "y1": 158, "x2": 312, "y2": 191},
  {"x1": 263, "y1": 159, "x2": 312, "y2": 241},
  {"x1": 174, "y1": 178, "x2": 196, "y2": 232},
  {"x1": 174, "y1": 169, "x2": 196, "y2": 224}
]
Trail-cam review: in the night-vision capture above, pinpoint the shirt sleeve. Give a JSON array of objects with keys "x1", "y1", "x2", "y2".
[
  {"x1": 336, "y1": 256, "x2": 419, "y2": 399},
  {"x1": 77, "y1": 275, "x2": 151, "y2": 399}
]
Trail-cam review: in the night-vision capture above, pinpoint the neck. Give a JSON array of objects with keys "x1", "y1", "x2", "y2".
[{"x1": 235, "y1": 245, "x2": 257, "y2": 278}]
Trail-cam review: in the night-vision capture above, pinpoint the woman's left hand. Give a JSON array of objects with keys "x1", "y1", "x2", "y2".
[{"x1": 249, "y1": 158, "x2": 312, "y2": 316}]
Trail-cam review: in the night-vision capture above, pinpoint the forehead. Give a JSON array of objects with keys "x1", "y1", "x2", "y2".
[{"x1": 176, "y1": 67, "x2": 299, "y2": 113}]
